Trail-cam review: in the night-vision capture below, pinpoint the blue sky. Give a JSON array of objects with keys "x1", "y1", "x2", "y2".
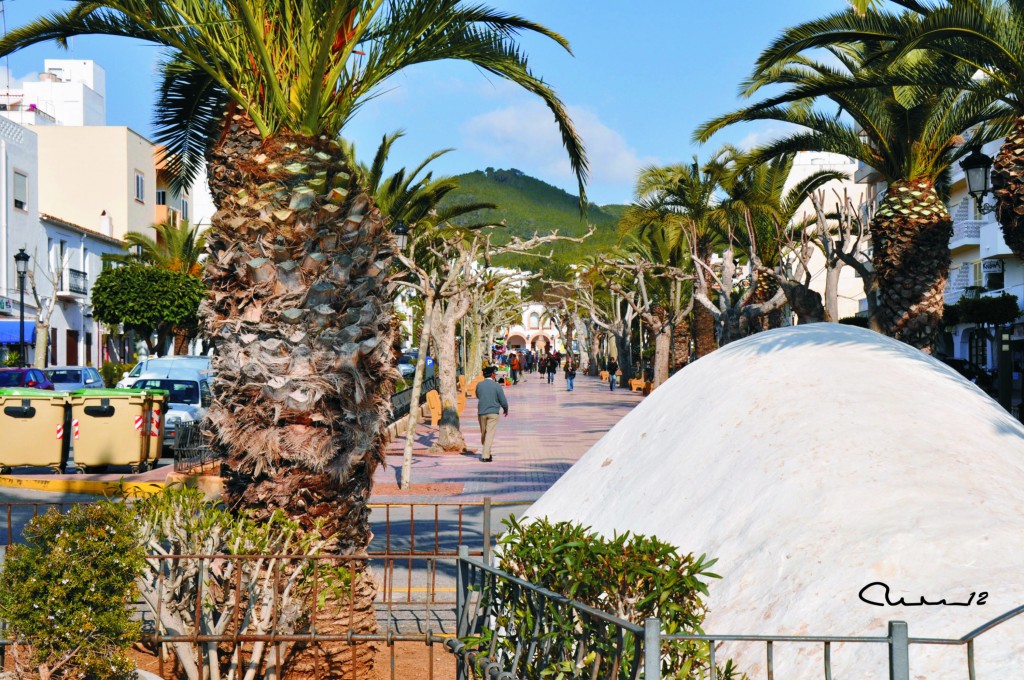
[{"x1": 0, "y1": 0, "x2": 850, "y2": 206}]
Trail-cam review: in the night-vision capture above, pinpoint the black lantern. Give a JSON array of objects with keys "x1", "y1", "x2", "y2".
[
  {"x1": 13, "y1": 248, "x2": 29, "y2": 367},
  {"x1": 392, "y1": 220, "x2": 410, "y2": 250},
  {"x1": 960, "y1": 148, "x2": 997, "y2": 215}
]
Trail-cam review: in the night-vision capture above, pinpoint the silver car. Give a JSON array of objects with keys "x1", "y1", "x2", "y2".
[
  {"x1": 44, "y1": 366, "x2": 104, "y2": 391},
  {"x1": 133, "y1": 369, "x2": 212, "y2": 453}
]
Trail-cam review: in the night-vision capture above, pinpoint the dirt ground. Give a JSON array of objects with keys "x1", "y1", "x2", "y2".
[{"x1": 130, "y1": 641, "x2": 457, "y2": 680}]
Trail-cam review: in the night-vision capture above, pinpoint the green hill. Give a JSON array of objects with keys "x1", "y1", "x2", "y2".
[{"x1": 442, "y1": 168, "x2": 628, "y2": 269}]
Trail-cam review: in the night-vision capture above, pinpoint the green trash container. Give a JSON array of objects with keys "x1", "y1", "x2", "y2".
[
  {"x1": 0, "y1": 388, "x2": 70, "y2": 473},
  {"x1": 145, "y1": 389, "x2": 169, "y2": 464},
  {"x1": 69, "y1": 388, "x2": 150, "y2": 473}
]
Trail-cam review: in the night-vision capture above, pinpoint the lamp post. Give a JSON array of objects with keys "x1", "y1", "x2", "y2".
[
  {"x1": 13, "y1": 248, "x2": 29, "y2": 367},
  {"x1": 392, "y1": 220, "x2": 410, "y2": 251},
  {"x1": 960, "y1": 148, "x2": 998, "y2": 215}
]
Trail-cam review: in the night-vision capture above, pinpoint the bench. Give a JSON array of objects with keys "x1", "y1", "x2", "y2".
[
  {"x1": 457, "y1": 374, "x2": 467, "y2": 394},
  {"x1": 629, "y1": 378, "x2": 646, "y2": 392},
  {"x1": 467, "y1": 375, "x2": 484, "y2": 398},
  {"x1": 425, "y1": 389, "x2": 442, "y2": 427}
]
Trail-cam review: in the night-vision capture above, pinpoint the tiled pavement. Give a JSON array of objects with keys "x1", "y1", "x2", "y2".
[{"x1": 373, "y1": 373, "x2": 644, "y2": 503}]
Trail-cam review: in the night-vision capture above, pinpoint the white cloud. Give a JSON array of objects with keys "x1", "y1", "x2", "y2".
[
  {"x1": 735, "y1": 123, "x2": 801, "y2": 151},
  {"x1": 461, "y1": 100, "x2": 655, "y2": 190},
  {"x1": 0, "y1": 67, "x2": 39, "y2": 90}
]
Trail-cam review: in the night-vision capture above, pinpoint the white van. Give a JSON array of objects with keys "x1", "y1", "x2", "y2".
[{"x1": 116, "y1": 355, "x2": 212, "y2": 389}]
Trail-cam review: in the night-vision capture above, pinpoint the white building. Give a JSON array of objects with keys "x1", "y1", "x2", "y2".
[
  {"x1": 0, "y1": 59, "x2": 209, "y2": 366},
  {"x1": 503, "y1": 302, "x2": 563, "y2": 354}
]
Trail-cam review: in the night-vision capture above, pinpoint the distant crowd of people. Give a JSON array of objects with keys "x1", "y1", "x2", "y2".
[{"x1": 486, "y1": 348, "x2": 580, "y2": 391}]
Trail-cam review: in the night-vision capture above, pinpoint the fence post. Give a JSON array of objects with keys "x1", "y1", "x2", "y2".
[
  {"x1": 483, "y1": 496, "x2": 492, "y2": 565},
  {"x1": 888, "y1": 621, "x2": 909, "y2": 680},
  {"x1": 644, "y1": 617, "x2": 661, "y2": 680},
  {"x1": 456, "y1": 545, "x2": 469, "y2": 680}
]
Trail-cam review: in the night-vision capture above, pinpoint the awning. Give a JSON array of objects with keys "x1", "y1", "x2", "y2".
[{"x1": 0, "y1": 320, "x2": 36, "y2": 345}]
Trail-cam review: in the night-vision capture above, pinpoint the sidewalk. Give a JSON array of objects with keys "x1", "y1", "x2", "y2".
[{"x1": 373, "y1": 373, "x2": 645, "y2": 503}]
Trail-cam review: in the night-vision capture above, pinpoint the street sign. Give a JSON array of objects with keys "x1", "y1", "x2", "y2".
[{"x1": 0, "y1": 298, "x2": 12, "y2": 315}]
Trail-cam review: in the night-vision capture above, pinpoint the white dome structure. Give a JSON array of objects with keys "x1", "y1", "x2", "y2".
[{"x1": 525, "y1": 324, "x2": 1024, "y2": 679}]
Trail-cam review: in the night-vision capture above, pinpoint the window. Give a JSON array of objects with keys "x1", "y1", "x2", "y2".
[
  {"x1": 156, "y1": 189, "x2": 167, "y2": 206},
  {"x1": 529, "y1": 313, "x2": 540, "y2": 329},
  {"x1": 134, "y1": 171, "x2": 145, "y2": 202},
  {"x1": 972, "y1": 261, "x2": 983, "y2": 286},
  {"x1": 13, "y1": 171, "x2": 27, "y2": 211}
]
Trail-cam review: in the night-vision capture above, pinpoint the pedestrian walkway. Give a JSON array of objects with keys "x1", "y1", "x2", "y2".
[{"x1": 374, "y1": 374, "x2": 644, "y2": 503}]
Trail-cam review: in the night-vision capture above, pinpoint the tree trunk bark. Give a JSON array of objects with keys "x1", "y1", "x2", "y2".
[
  {"x1": 613, "y1": 332, "x2": 633, "y2": 385},
  {"x1": 588, "y1": 327, "x2": 601, "y2": 376},
  {"x1": 401, "y1": 295, "x2": 434, "y2": 489},
  {"x1": 824, "y1": 264, "x2": 843, "y2": 322},
  {"x1": 652, "y1": 326, "x2": 671, "y2": 389},
  {"x1": 430, "y1": 295, "x2": 469, "y2": 452},
  {"x1": 693, "y1": 304, "x2": 716, "y2": 358},
  {"x1": 992, "y1": 117, "x2": 1024, "y2": 259},
  {"x1": 871, "y1": 178, "x2": 952, "y2": 352},
  {"x1": 671, "y1": 317, "x2": 690, "y2": 370},
  {"x1": 32, "y1": 322, "x2": 48, "y2": 368},
  {"x1": 466, "y1": 319, "x2": 483, "y2": 380},
  {"x1": 204, "y1": 118, "x2": 393, "y2": 678}
]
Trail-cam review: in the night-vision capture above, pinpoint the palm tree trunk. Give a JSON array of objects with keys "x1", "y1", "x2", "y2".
[
  {"x1": 671, "y1": 318, "x2": 690, "y2": 369},
  {"x1": 871, "y1": 178, "x2": 952, "y2": 352},
  {"x1": 992, "y1": 118, "x2": 1024, "y2": 258},
  {"x1": 203, "y1": 118, "x2": 393, "y2": 678}
]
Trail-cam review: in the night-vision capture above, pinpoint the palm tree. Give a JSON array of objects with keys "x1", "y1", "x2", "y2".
[
  {"x1": 1, "y1": 0, "x2": 586, "y2": 533},
  {"x1": 0, "y1": 3, "x2": 587, "y2": 673},
  {"x1": 106, "y1": 219, "x2": 207, "y2": 277},
  {"x1": 350, "y1": 130, "x2": 497, "y2": 226},
  {"x1": 854, "y1": 0, "x2": 1024, "y2": 259},
  {"x1": 697, "y1": 32, "x2": 1011, "y2": 351},
  {"x1": 619, "y1": 159, "x2": 723, "y2": 357}
]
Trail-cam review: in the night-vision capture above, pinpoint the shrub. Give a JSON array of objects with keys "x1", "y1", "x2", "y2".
[
  {"x1": 0, "y1": 501, "x2": 146, "y2": 680},
  {"x1": 133, "y1": 485, "x2": 341, "y2": 680},
  {"x1": 469, "y1": 516, "x2": 738, "y2": 679},
  {"x1": 101, "y1": 361, "x2": 135, "y2": 388}
]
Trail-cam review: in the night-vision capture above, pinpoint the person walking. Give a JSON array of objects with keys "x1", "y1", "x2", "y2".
[
  {"x1": 564, "y1": 358, "x2": 577, "y2": 391},
  {"x1": 509, "y1": 352, "x2": 520, "y2": 385},
  {"x1": 475, "y1": 366, "x2": 508, "y2": 462},
  {"x1": 607, "y1": 357, "x2": 619, "y2": 391},
  {"x1": 546, "y1": 354, "x2": 557, "y2": 384}
]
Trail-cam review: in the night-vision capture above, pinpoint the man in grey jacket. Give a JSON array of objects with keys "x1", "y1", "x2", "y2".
[{"x1": 475, "y1": 366, "x2": 509, "y2": 462}]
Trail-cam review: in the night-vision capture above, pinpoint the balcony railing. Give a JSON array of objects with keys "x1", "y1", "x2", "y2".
[
  {"x1": 950, "y1": 219, "x2": 983, "y2": 249},
  {"x1": 56, "y1": 269, "x2": 88, "y2": 299}
]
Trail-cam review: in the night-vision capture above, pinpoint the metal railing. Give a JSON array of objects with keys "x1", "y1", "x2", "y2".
[
  {"x1": 451, "y1": 550, "x2": 1024, "y2": 680},
  {"x1": 67, "y1": 268, "x2": 88, "y2": 295},
  {"x1": 390, "y1": 375, "x2": 438, "y2": 423},
  {"x1": 172, "y1": 421, "x2": 219, "y2": 473}
]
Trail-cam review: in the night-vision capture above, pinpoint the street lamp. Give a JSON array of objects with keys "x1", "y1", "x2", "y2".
[
  {"x1": 13, "y1": 248, "x2": 29, "y2": 367},
  {"x1": 960, "y1": 148, "x2": 998, "y2": 215},
  {"x1": 392, "y1": 220, "x2": 410, "y2": 250}
]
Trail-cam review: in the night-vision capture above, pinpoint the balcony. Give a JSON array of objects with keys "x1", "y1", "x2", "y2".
[
  {"x1": 949, "y1": 219, "x2": 983, "y2": 252},
  {"x1": 56, "y1": 269, "x2": 88, "y2": 300}
]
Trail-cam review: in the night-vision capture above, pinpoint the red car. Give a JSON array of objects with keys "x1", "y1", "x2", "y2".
[{"x1": 0, "y1": 368, "x2": 55, "y2": 390}]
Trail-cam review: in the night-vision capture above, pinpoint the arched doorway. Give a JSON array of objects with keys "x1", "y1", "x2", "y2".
[
  {"x1": 507, "y1": 334, "x2": 527, "y2": 349},
  {"x1": 531, "y1": 334, "x2": 551, "y2": 353}
]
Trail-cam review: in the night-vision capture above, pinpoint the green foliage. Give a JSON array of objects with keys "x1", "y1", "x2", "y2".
[
  {"x1": 943, "y1": 304, "x2": 960, "y2": 328},
  {"x1": 101, "y1": 362, "x2": 135, "y2": 388},
  {"x1": 91, "y1": 264, "x2": 206, "y2": 342},
  {"x1": 442, "y1": 168, "x2": 625, "y2": 270},
  {"x1": 3, "y1": 348, "x2": 21, "y2": 367},
  {"x1": 955, "y1": 293, "x2": 1022, "y2": 327},
  {"x1": 477, "y1": 515, "x2": 727, "y2": 679},
  {"x1": 838, "y1": 316, "x2": 870, "y2": 328},
  {"x1": 133, "y1": 485, "x2": 344, "y2": 680},
  {"x1": 0, "y1": 502, "x2": 145, "y2": 680}
]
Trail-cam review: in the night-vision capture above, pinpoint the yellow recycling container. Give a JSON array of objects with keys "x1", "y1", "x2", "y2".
[
  {"x1": 69, "y1": 388, "x2": 150, "y2": 473},
  {"x1": 145, "y1": 390, "x2": 168, "y2": 464},
  {"x1": 0, "y1": 388, "x2": 70, "y2": 473}
]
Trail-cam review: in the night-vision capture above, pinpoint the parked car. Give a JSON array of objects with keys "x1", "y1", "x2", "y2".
[
  {"x1": 0, "y1": 367, "x2": 54, "y2": 390},
  {"x1": 117, "y1": 355, "x2": 213, "y2": 389},
  {"x1": 937, "y1": 356, "x2": 997, "y2": 394},
  {"x1": 398, "y1": 354, "x2": 415, "y2": 378},
  {"x1": 133, "y1": 368, "x2": 211, "y2": 453},
  {"x1": 44, "y1": 366, "x2": 104, "y2": 391}
]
